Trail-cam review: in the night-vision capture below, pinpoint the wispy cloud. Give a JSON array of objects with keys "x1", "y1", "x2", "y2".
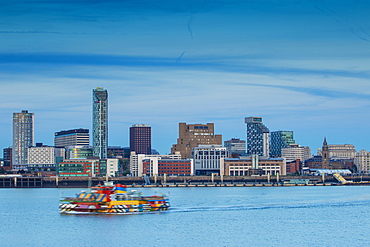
[
  {"x1": 231, "y1": 82, "x2": 370, "y2": 100},
  {"x1": 0, "y1": 30, "x2": 103, "y2": 34},
  {"x1": 1, "y1": 52, "x2": 369, "y2": 80}
]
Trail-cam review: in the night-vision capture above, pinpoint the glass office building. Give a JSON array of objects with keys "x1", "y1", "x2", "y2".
[
  {"x1": 245, "y1": 117, "x2": 270, "y2": 156},
  {"x1": 270, "y1": 131, "x2": 295, "y2": 158},
  {"x1": 92, "y1": 87, "x2": 108, "y2": 159}
]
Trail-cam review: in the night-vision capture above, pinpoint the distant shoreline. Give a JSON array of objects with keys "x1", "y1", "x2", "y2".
[{"x1": 1, "y1": 175, "x2": 369, "y2": 188}]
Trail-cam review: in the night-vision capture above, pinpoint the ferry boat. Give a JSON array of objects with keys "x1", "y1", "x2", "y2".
[{"x1": 59, "y1": 182, "x2": 170, "y2": 214}]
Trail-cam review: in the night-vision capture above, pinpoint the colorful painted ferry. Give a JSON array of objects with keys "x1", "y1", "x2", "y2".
[{"x1": 59, "y1": 182, "x2": 170, "y2": 214}]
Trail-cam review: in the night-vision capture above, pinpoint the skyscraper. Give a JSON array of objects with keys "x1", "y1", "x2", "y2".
[
  {"x1": 12, "y1": 110, "x2": 34, "y2": 170},
  {"x1": 92, "y1": 87, "x2": 108, "y2": 159},
  {"x1": 130, "y1": 124, "x2": 152, "y2": 155},
  {"x1": 245, "y1": 117, "x2": 270, "y2": 157},
  {"x1": 270, "y1": 130, "x2": 295, "y2": 157}
]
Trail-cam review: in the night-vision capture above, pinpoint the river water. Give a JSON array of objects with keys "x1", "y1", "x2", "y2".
[{"x1": 1, "y1": 186, "x2": 369, "y2": 246}]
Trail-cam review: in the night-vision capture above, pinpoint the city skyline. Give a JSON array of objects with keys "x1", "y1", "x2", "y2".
[{"x1": 1, "y1": 1, "x2": 370, "y2": 154}]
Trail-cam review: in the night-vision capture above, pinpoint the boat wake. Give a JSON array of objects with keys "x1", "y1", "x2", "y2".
[{"x1": 167, "y1": 199, "x2": 370, "y2": 213}]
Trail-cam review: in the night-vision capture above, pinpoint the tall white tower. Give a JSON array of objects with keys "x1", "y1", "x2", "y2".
[
  {"x1": 92, "y1": 87, "x2": 108, "y2": 159},
  {"x1": 12, "y1": 110, "x2": 34, "y2": 170}
]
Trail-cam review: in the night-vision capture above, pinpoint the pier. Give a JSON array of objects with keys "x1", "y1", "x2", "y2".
[{"x1": 1, "y1": 175, "x2": 369, "y2": 188}]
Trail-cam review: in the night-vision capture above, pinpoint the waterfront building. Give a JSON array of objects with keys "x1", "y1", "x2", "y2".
[
  {"x1": 318, "y1": 143, "x2": 356, "y2": 160},
  {"x1": 130, "y1": 124, "x2": 151, "y2": 155},
  {"x1": 224, "y1": 138, "x2": 246, "y2": 157},
  {"x1": 245, "y1": 117, "x2": 270, "y2": 157},
  {"x1": 221, "y1": 156, "x2": 286, "y2": 176},
  {"x1": 192, "y1": 145, "x2": 229, "y2": 175},
  {"x1": 92, "y1": 87, "x2": 108, "y2": 159},
  {"x1": 27, "y1": 143, "x2": 65, "y2": 171},
  {"x1": 286, "y1": 159, "x2": 301, "y2": 174},
  {"x1": 171, "y1": 123, "x2": 222, "y2": 159},
  {"x1": 354, "y1": 150, "x2": 370, "y2": 173},
  {"x1": 12, "y1": 110, "x2": 34, "y2": 170},
  {"x1": 106, "y1": 158, "x2": 120, "y2": 177},
  {"x1": 142, "y1": 158, "x2": 193, "y2": 176},
  {"x1": 108, "y1": 146, "x2": 130, "y2": 158},
  {"x1": 305, "y1": 139, "x2": 354, "y2": 170},
  {"x1": 57, "y1": 158, "x2": 106, "y2": 177},
  {"x1": 3, "y1": 147, "x2": 12, "y2": 170},
  {"x1": 54, "y1": 128, "x2": 89, "y2": 148},
  {"x1": 270, "y1": 131, "x2": 295, "y2": 157},
  {"x1": 281, "y1": 144, "x2": 311, "y2": 163},
  {"x1": 130, "y1": 151, "x2": 181, "y2": 177},
  {"x1": 65, "y1": 146, "x2": 93, "y2": 159}
]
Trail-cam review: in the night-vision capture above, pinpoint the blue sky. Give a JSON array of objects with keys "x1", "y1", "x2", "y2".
[{"x1": 1, "y1": 0, "x2": 370, "y2": 155}]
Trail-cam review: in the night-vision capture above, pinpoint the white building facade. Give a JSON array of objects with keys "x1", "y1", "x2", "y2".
[
  {"x1": 318, "y1": 144, "x2": 356, "y2": 160},
  {"x1": 281, "y1": 144, "x2": 311, "y2": 162},
  {"x1": 355, "y1": 150, "x2": 370, "y2": 173},
  {"x1": 106, "y1": 158, "x2": 120, "y2": 177},
  {"x1": 27, "y1": 146, "x2": 65, "y2": 171},
  {"x1": 193, "y1": 145, "x2": 229, "y2": 175},
  {"x1": 130, "y1": 151, "x2": 181, "y2": 177}
]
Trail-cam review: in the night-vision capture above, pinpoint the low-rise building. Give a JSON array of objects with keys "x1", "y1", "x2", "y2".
[
  {"x1": 221, "y1": 155, "x2": 286, "y2": 176},
  {"x1": 282, "y1": 144, "x2": 311, "y2": 162},
  {"x1": 106, "y1": 158, "x2": 120, "y2": 177},
  {"x1": 57, "y1": 158, "x2": 106, "y2": 177},
  {"x1": 130, "y1": 151, "x2": 182, "y2": 177},
  {"x1": 286, "y1": 159, "x2": 301, "y2": 174},
  {"x1": 27, "y1": 144, "x2": 65, "y2": 172},
  {"x1": 193, "y1": 145, "x2": 229, "y2": 175},
  {"x1": 318, "y1": 144, "x2": 356, "y2": 160},
  {"x1": 142, "y1": 158, "x2": 193, "y2": 176},
  {"x1": 224, "y1": 138, "x2": 246, "y2": 157},
  {"x1": 65, "y1": 146, "x2": 93, "y2": 159},
  {"x1": 355, "y1": 150, "x2": 370, "y2": 173}
]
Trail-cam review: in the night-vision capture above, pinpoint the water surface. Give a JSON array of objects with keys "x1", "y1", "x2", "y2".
[{"x1": 1, "y1": 186, "x2": 369, "y2": 246}]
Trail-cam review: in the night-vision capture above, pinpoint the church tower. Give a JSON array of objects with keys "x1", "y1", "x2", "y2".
[{"x1": 321, "y1": 137, "x2": 329, "y2": 168}]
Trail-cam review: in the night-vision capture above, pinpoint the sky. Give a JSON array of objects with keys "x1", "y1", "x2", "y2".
[{"x1": 1, "y1": 0, "x2": 370, "y2": 155}]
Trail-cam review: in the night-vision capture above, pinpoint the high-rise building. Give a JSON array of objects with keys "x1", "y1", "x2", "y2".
[
  {"x1": 245, "y1": 117, "x2": 270, "y2": 157},
  {"x1": 54, "y1": 128, "x2": 89, "y2": 148},
  {"x1": 270, "y1": 131, "x2": 295, "y2": 157},
  {"x1": 224, "y1": 138, "x2": 246, "y2": 157},
  {"x1": 92, "y1": 87, "x2": 108, "y2": 159},
  {"x1": 12, "y1": 110, "x2": 34, "y2": 170},
  {"x1": 130, "y1": 124, "x2": 151, "y2": 155},
  {"x1": 3, "y1": 147, "x2": 12, "y2": 170},
  {"x1": 171, "y1": 123, "x2": 222, "y2": 159}
]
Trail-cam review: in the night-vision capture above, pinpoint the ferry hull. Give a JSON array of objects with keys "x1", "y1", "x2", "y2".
[
  {"x1": 59, "y1": 202, "x2": 170, "y2": 214},
  {"x1": 59, "y1": 182, "x2": 170, "y2": 215}
]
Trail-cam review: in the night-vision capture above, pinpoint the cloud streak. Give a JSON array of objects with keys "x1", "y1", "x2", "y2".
[{"x1": 0, "y1": 52, "x2": 369, "y2": 80}]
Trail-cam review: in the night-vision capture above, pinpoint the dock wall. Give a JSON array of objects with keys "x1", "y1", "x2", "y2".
[{"x1": 1, "y1": 175, "x2": 369, "y2": 188}]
